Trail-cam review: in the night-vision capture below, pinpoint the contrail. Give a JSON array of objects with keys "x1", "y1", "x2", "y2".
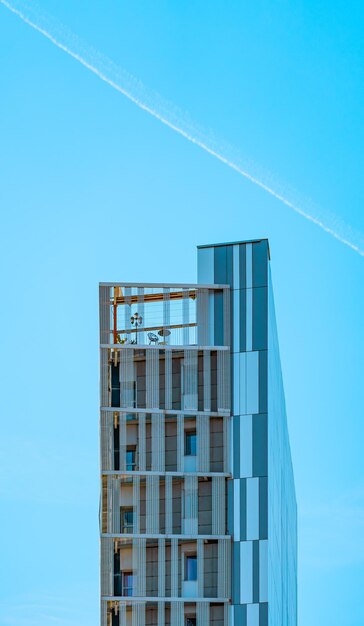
[{"x1": 1, "y1": 0, "x2": 364, "y2": 256}]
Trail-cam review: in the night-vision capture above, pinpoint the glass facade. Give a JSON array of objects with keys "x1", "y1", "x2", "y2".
[{"x1": 268, "y1": 268, "x2": 297, "y2": 626}]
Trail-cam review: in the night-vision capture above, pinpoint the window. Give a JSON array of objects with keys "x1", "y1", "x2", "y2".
[
  {"x1": 185, "y1": 555, "x2": 197, "y2": 581},
  {"x1": 122, "y1": 572, "x2": 134, "y2": 596},
  {"x1": 121, "y1": 507, "x2": 134, "y2": 533},
  {"x1": 185, "y1": 431, "x2": 197, "y2": 456},
  {"x1": 126, "y1": 447, "x2": 136, "y2": 470},
  {"x1": 186, "y1": 619, "x2": 196, "y2": 626}
]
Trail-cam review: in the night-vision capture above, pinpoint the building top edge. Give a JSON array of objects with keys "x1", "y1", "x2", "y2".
[
  {"x1": 197, "y1": 237, "x2": 269, "y2": 249},
  {"x1": 99, "y1": 281, "x2": 230, "y2": 289}
]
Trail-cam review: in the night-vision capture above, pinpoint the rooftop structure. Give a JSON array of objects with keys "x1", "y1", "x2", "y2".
[{"x1": 99, "y1": 239, "x2": 297, "y2": 626}]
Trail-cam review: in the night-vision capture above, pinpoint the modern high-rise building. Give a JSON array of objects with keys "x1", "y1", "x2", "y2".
[{"x1": 99, "y1": 239, "x2": 297, "y2": 626}]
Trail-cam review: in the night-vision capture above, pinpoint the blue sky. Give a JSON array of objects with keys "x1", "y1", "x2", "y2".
[{"x1": 0, "y1": 1, "x2": 363, "y2": 624}]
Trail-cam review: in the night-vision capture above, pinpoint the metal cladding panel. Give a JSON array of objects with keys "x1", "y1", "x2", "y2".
[
  {"x1": 100, "y1": 411, "x2": 113, "y2": 471},
  {"x1": 100, "y1": 537, "x2": 113, "y2": 596},
  {"x1": 197, "y1": 240, "x2": 295, "y2": 625},
  {"x1": 197, "y1": 602, "x2": 210, "y2": 626}
]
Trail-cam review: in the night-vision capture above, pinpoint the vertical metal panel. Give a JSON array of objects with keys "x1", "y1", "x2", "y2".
[
  {"x1": 112, "y1": 478, "x2": 121, "y2": 533},
  {"x1": 137, "y1": 287, "x2": 145, "y2": 345},
  {"x1": 170, "y1": 602, "x2": 183, "y2": 626},
  {"x1": 197, "y1": 288, "x2": 209, "y2": 345},
  {"x1": 165, "y1": 350, "x2": 172, "y2": 410},
  {"x1": 146, "y1": 475, "x2": 160, "y2": 533},
  {"x1": 203, "y1": 350, "x2": 211, "y2": 411},
  {"x1": 163, "y1": 288, "x2": 170, "y2": 329},
  {"x1": 240, "y1": 415, "x2": 253, "y2": 478},
  {"x1": 239, "y1": 353, "x2": 247, "y2": 415},
  {"x1": 258, "y1": 477, "x2": 268, "y2": 540},
  {"x1": 158, "y1": 601, "x2": 165, "y2": 626},
  {"x1": 99, "y1": 286, "x2": 111, "y2": 344},
  {"x1": 119, "y1": 604, "x2": 126, "y2": 624},
  {"x1": 214, "y1": 245, "x2": 227, "y2": 283},
  {"x1": 177, "y1": 415, "x2": 184, "y2": 472},
  {"x1": 223, "y1": 287, "x2": 231, "y2": 348},
  {"x1": 152, "y1": 413, "x2": 165, "y2": 471},
  {"x1": 252, "y1": 240, "x2": 268, "y2": 288},
  {"x1": 246, "y1": 478, "x2": 260, "y2": 540},
  {"x1": 183, "y1": 349, "x2": 198, "y2": 410},
  {"x1": 158, "y1": 538, "x2": 166, "y2": 597},
  {"x1": 100, "y1": 537, "x2": 113, "y2": 596},
  {"x1": 233, "y1": 479, "x2": 240, "y2": 541},
  {"x1": 101, "y1": 410, "x2": 113, "y2": 471},
  {"x1": 184, "y1": 476, "x2": 198, "y2": 534},
  {"x1": 197, "y1": 246, "x2": 214, "y2": 284},
  {"x1": 252, "y1": 287, "x2": 268, "y2": 351},
  {"x1": 246, "y1": 352, "x2": 259, "y2": 415},
  {"x1": 197, "y1": 538, "x2": 204, "y2": 597},
  {"x1": 212, "y1": 476, "x2": 225, "y2": 534},
  {"x1": 171, "y1": 539, "x2": 179, "y2": 596},
  {"x1": 224, "y1": 603, "x2": 230, "y2": 626},
  {"x1": 100, "y1": 599, "x2": 108, "y2": 626},
  {"x1": 146, "y1": 349, "x2": 159, "y2": 409},
  {"x1": 100, "y1": 348, "x2": 109, "y2": 407},
  {"x1": 239, "y1": 479, "x2": 247, "y2": 541},
  {"x1": 133, "y1": 537, "x2": 146, "y2": 597},
  {"x1": 197, "y1": 602, "x2": 209, "y2": 626},
  {"x1": 232, "y1": 542, "x2": 241, "y2": 605},
  {"x1": 246, "y1": 289, "x2": 253, "y2": 352},
  {"x1": 119, "y1": 412, "x2": 127, "y2": 472},
  {"x1": 197, "y1": 414, "x2": 209, "y2": 472},
  {"x1": 138, "y1": 413, "x2": 146, "y2": 471},
  {"x1": 240, "y1": 541, "x2": 253, "y2": 603},
  {"x1": 246, "y1": 244, "x2": 253, "y2": 289},
  {"x1": 120, "y1": 348, "x2": 135, "y2": 408},
  {"x1": 259, "y1": 539, "x2": 268, "y2": 602},
  {"x1": 165, "y1": 475, "x2": 173, "y2": 534},
  {"x1": 223, "y1": 416, "x2": 230, "y2": 473},
  {"x1": 107, "y1": 476, "x2": 113, "y2": 533},
  {"x1": 182, "y1": 288, "x2": 190, "y2": 344},
  {"x1": 247, "y1": 603, "x2": 259, "y2": 626},
  {"x1": 233, "y1": 244, "x2": 240, "y2": 290},
  {"x1": 132, "y1": 603, "x2": 146, "y2": 626},
  {"x1": 252, "y1": 413, "x2": 267, "y2": 477},
  {"x1": 218, "y1": 538, "x2": 231, "y2": 598},
  {"x1": 133, "y1": 476, "x2": 140, "y2": 533},
  {"x1": 233, "y1": 289, "x2": 240, "y2": 354},
  {"x1": 217, "y1": 350, "x2": 230, "y2": 412}
]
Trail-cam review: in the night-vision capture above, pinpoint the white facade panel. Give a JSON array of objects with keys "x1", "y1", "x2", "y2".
[
  {"x1": 246, "y1": 288, "x2": 253, "y2": 352},
  {"x1": 259, "y1": 539, "x2": 268, "y2": 602},
  {"x1": 240, "y1": 540, "x2": 253, "y2": 603},
  {"x1": 239, "y1": 353, "x2": 247, "y2": 415},
  {"x1": 247, "y1": 603, "x2": 259, "y2": 626},
  {"x1": 246, "y1": 478, "x2": 259, "y2": 540},
  {"x1": 240, "y1": 414, "x2": 252, "y2": 478},
  {"x1": 233, "y1": 479, "x2": 241, "y2": 541}
]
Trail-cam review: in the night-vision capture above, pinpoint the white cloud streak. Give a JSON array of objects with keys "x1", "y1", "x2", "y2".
[{"x1": 1, "y1": 0, "x2": 364, "y2": 256}]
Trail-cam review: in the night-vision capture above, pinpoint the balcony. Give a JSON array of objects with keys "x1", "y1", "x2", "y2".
[{"x1": 99, "y1": 282, "x2": 230, "y2": 349}]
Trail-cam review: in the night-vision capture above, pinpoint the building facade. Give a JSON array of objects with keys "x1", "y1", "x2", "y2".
[{"x1": 99, "y1": 239, "x2": 297, "y2": 626}]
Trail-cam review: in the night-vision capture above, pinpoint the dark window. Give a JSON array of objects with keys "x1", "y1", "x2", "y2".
[
  {"x1": 121, "y1": 507, "x2": 134, "y2": 533},
  {"x1": 185, "y1": 431, "x2": 197, "y2": 456},
  {"x1": 186, "y1": 619, "x2": 196, "y2": 626},
  {"x1": 122, "y1": 572, "x2": 134, "y2": 596},
  {"x1": 126, "y1": 447, "x2": 136, "y2": 470},
  {"x1": 185, "y1": 555, "x2": 197, "y2": 581}
]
